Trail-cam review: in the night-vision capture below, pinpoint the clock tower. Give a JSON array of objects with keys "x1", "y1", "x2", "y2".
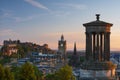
[{"x1": 58, "y1": 35, "x2": 67, "y2": 65}]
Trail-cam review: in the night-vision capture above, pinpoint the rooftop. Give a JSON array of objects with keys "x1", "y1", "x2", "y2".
[{"x1": 83, "y1": 14, "x2": 113, "y2": 26}]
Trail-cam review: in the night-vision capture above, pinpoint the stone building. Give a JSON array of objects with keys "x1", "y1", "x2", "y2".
[{"x1": 2, "y1": 39, "x2": 20, "y2": 55}]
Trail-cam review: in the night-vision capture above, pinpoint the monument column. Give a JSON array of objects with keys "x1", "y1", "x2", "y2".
[
  {"x1": 86, "y1": 32, "x2": 92, "y2": 60},
  {"x1": 86, "y1": 32, "x2": 89, "y2": 60},
  {"x1": 100, "y1": 33, "x2": 103, "y2": 61},
  {"x1": 93, "y1": 33, "x2": 96, "y2": 60},
  {"x1": 104, "y1": 33, "x2": 106, "y2": 61},
  {"x1": 97, "y1": 33, "x2": 100, "y2": 61},
  {"x1": 104, "y1": 32, "x2": 110, "y2": 61},
  {"x1": 89, "y1": 33, "x2": 92, "y2": 60},
  {"x1": 106, "y1": 32, "x2": 110, "y2": 61}
]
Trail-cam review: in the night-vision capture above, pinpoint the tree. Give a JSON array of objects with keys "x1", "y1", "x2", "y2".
[
  {"x1": 17, "y1": 44, "x2": 25, "y2": 58},
  {"x1": 56, "y1": 65, "x2": 75, "y2": 80},
  {"x1": 0, "y1": 50, "x2": 3, "y2": 57},
  {"x1": 10, "y1": 53, "x2": 18, "y2": 58},
  {"x1": 0, "y1": 64, "x2": 14, "y2": 80},
  {"x1": 0, "y1": 64, "x2": 5, "y2": 80},
  {"x1": 0, "y1": 56, "x2": 11, "y2": 65},
  {"x1": 11, "y1": 66, "x2": 20, "y2": 80},
  {"x1": 45, "y1": 73, "x2": 57, "y2": 80},
  {"x1": 33, "y1": 66, "x2": 44, "y2": 80},
  {"x1": 4, "y1": 67, "x2": 14, "y2": 80},
  {"x1": 19, "y1": 62, "x2": 36, "y2": 80}
]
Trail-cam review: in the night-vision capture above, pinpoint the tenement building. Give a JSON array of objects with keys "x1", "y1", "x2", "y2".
[{"x1": 80, "y1": 14, "x2": 116, "y2": 80}]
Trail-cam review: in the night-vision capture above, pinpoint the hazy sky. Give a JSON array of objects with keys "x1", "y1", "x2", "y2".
[{"x1": 0, "y1": 0, "x2": 120, "y2": 50}]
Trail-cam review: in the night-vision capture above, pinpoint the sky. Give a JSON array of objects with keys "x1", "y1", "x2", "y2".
[{"x1": 0, "y1": 0, "x2": 120, "y2": 51}]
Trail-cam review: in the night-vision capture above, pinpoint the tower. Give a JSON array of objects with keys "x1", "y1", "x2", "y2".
[
  {"x1": 74, "y1": 42, "x2": 77, "y2": 55},
  {"x1": 83, "y1": 14, "x2": 113, "y2": 62},
  {"x1": 69, "y1": 42, "x2": 79, "y2": 67},
  {"x1": 58, "y1": 35, "x2": 67, "y2": 65},
  {"x1": 80, "y1": 14, "x2": 116, "y2": 80}
]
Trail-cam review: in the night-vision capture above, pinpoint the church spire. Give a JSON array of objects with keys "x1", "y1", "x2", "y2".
[
  {"x1": 74, "y1": 42, "x2": 77, "y2": 55},
  {"x1": 61, "y1": 34, "x2": 64, "y2": 41}
]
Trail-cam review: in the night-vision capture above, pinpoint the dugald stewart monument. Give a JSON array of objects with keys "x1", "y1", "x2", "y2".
[{"x1": 80, "y1": 14, "x2": 116, "y2": 80}]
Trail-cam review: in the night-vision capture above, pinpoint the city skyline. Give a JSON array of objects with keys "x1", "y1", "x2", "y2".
[{"x1": 0, "y1": 0, "x2": 120, "y2": 50}]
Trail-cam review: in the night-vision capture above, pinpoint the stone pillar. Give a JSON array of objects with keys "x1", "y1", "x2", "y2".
[
  {"x1": 102, "y1": 33, "x2": 105, "y2": 61},
  {"x1": 100, "y1": 33, "x2": 103, "y2": 61},
  {"x1": 95, "y1": 34, "x2": 97, "y2": 61},
  {"x1": 104, "y1": 32, "x2": 110, "y2": 61},
  {"x1": 89, "y1": 33, "x2": 92, "y2": 60},
  {"x1": 106, "y1": 32, "x2": 110, "y2": 61},
  {"x1": 93, "y1": 33, "x2": 95, "y2": 60},
  {"x1": 97, "y1": 33, "x2": 99, "y2": 61},
  {"x1": 86, "y1": 32, "x2": 89, "y2": 60},
  {"x1": 86, "y1": 32, "x2": 92, "y2": 61}
]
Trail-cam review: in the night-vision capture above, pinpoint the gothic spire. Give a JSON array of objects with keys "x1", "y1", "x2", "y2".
[
  {"x1": 61, "y1": 34, "x2": 64, "y2": 41},
  {"x1": 74, "y1": 42, "x2": 77, "y2": 55}
]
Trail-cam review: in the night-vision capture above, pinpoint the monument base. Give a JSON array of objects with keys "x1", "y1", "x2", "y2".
[{"x1": 79, "y1": 61, "x2": 116, "y2": 80}]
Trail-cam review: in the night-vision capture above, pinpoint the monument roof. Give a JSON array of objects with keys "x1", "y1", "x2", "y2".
[{"x1": 83, "y1": 14, "x2": 113, "y2": 27}]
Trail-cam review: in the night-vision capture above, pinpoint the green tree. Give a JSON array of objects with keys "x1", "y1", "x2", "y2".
[
  {"x1": 19, "y1": 62, "x2": 36, "y2": 80},
  {"x1": 11, "y1": 66, "x2": 20, "y2": 80},
  {"x1": 0, "y1": 50, "x2": 2, "y2": 57},
  {"x1": 10, "y1": 53, "x2": 18, "y2": 58},
  {"x1": 0, "y1": 64, "x2": 14, "y2": 80},
  {"x1": 45, "y1": 73, "x2": 57, "y2": 80},
  {"x1": 33, "y1": 66, "x2": 44, "y2": 80},
  {"x1": 56, "y1": 65, "x2": 75, "y2": 80},
  {"x1": 0, "y1": 56, "x2": 11, "y2": 65},
  {"x1": 4, "y1": 67, "x2": 14, "y2": 80},
  {"x1": 17, "y1": 44, "x2": 25, "y2": 58},
  {"x1": 0, "y1": 64, "x2": 5, "y2": 80}
]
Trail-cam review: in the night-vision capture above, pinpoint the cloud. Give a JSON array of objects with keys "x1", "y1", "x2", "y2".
[
  {"x1": 13, "y1": 13, "x2": 47, "y2": 22},
  {"x1": 66, "y1": 4, "x2": 87, "y2": 10},
  {"x1": 0, "y1": 29, "x2": 19, "y2": 37},
  {"x1": 0, "y1": 9, "x2": 12, "y2": 18},
  {"x1": 0, "y1": 29, "x2": 21, "y2": 45},
  {"x1": 24, "y1": 0, "x2": 49, "y2": 10},
  {"x1": 14, "y1": 16, "x2": 33, "y2": 22},
  {"x1": 55, "y1": 3, "x2": 87, "y2": 10},
  {"x1": 50, "y1": 11, "x2": 70, "y2": 17}
]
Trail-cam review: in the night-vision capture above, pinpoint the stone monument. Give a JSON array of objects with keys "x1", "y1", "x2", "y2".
[{"x1": 81, "y1": 14, "x2": 116, "y2": 80}]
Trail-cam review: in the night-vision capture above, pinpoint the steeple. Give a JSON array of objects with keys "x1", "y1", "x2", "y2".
[
  {"x1": 61, "y1": 34, "x2": 64, "y2": 41},
  {"x1": 74, "y1": 42, "x2": 77, "y2": 55}
]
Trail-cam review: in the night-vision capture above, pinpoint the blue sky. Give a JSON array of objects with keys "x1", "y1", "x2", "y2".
[{"x1": 0, "y1": 0, "x2": 120, "y2": 50}]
